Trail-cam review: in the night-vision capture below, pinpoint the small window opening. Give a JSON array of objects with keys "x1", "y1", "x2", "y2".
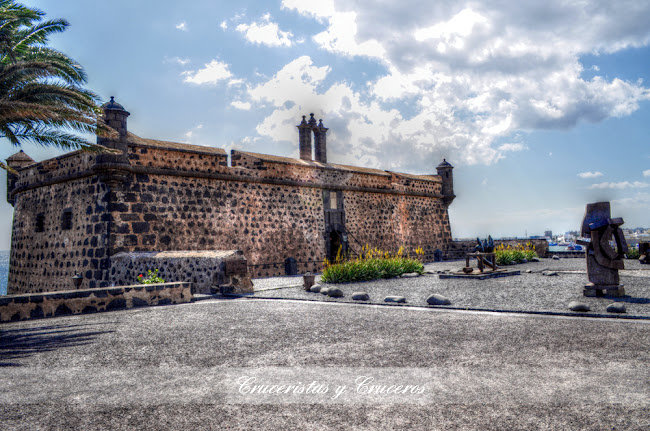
[
  {"x1": 62, "y1": 210, "x2": 73, "y2": 230},
  {"x1": 330, "y1": 191, "x2": 338, "y2": 209},
  {"x1": 35, "y1": 214, "x2": 45, "y2": 233}
]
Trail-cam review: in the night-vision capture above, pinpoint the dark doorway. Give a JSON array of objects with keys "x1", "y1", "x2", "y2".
[{"x1": 328, "y1": 230, "x2": 343, "y2": 262}]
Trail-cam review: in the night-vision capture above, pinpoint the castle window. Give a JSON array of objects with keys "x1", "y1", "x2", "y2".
[
  {"x1": 35, "y1": 214, "x2": 45, "y2": 232},
  {"x1": 62, "y1": 209, "x2": 73, "y2": 230},
  {"x1": 330, "y1": 191, "x2": 338, "y2": 209},
  {"x1": 323, "y1": 190, "x2": 342, "y2": 210}
]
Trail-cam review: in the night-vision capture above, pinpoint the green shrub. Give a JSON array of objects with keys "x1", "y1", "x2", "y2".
[
  {"x1": 495, "y1": 242, "x2": 538, "y2": 265},
  {"x1": 321, "y1": 245, "x2": 424, "y2": 283},
  {"x1": 626, "y1": 246, "x2": 640, "y2": 259},
  {"x1": 137, "y1": 269, "x2": 165, "y2": 284}
]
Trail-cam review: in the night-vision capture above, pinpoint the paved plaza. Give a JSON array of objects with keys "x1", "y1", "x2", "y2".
[{"x1": 1, "y1": 265, "x2": 649, "y2": 431}]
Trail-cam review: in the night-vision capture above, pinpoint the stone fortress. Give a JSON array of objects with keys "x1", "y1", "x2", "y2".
[{"x1": 5, "y1": 98, "x2": 455, "y2": 294}]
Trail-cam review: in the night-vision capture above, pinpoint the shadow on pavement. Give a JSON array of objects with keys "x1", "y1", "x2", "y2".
[{"x1": 0, "y1": 322, "x2": 114, "y2": 367}]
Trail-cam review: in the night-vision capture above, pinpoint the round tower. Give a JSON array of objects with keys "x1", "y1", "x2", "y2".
[
  {"x1": 436, "y1": 159, "x2": 455, "y2": 206},
  {"x1": 6, "y1": 150, "x2": 35, "y2": 206},
  {"x1": 95, "y1": 97, "x2": 131, "y2": 188},
  {"x1": 99, "y1": 96, "x2": 130, "y2": 147}
]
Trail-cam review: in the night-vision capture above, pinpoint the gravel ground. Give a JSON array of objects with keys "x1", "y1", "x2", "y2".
[
  {"x1": 251, "y1": 258, "x2": 650, "y2": 318},
  {"x1": 1, "y1": 299, "x2": 648, "y2": 430}
]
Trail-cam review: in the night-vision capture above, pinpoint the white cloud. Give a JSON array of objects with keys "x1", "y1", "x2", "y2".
[
  {"x1": 578, "y1": 171, "x2": 604, "y2": 178},
  {"x1": 281, "y1": 0, "x2": 336, "y2": 21},
  {"x1": 182, "y1": 124, "x2": 203, "y2": 143},
  {"x1": 588, "y1": 181, "x2": 650, "y2": 190},
  {"x1": 274, "y1": 1, "x2": 650, "y2": 166},
  {"x1": 236, "y1": 14, "x2": 293, "y2": 47},
  {"x1": 176, "y1": 21, "x2": 187, "y2": 32},
  {"x1": 643, "y1": 169, "x2": 650, "y2": 177},
  {"x1": 163, "y1": 56, "x2": 190, "y2": 66},
  {"x1": 231, "y1": 101, "x2": 252, "y2": 110},
  {"x1": 613, "y1": 192, "x2": 650, "y2": 209},
  {"x1": 183, "y1": 59, "x2": 232, "y2": 85},
  {"x1": 220, "y1": 20, "x2": 228, "y2": 30},
  {"x1": 497, "y1": 143, "x2": 527, "y2": 152}
]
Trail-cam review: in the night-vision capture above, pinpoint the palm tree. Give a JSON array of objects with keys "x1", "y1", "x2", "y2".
[{"x1": 0, "y1": 0, "x2": 115, "y2": 171}]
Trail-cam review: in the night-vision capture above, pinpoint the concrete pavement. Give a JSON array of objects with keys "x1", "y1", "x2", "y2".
[{"x1": 1, "y1": 298, "x2": 649, "y2": 430}]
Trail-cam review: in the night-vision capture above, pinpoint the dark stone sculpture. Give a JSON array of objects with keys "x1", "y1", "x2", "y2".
[
  {"x1": 577, "y1": 202, "x2": 627, "y2": 297},
  {"x1": 475, "y1": 236, "x2": 495, "y2": 253}
]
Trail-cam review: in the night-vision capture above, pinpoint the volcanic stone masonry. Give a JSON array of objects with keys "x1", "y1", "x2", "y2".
[{"x1": 5, "y1": 99, "x2": 455, "y2": 294}]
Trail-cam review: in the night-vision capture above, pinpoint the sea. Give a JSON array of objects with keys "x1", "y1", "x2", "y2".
[{"x1": 0, "y1": 250, "x2": 8, "y2": 296}]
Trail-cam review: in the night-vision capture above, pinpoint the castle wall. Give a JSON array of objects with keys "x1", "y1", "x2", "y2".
[
  {"x1": 8, "y1": 152, "x2": 111, "y2": 294},
  {"x1": 108, "y1": 145, "x2": 451, "y2": 277},
  {"x1": 343, "y1": 192, "x2": 452, "y2": 256},
  {"x1": 7, "y1": 138, "x2": 452, "y2": 291}
]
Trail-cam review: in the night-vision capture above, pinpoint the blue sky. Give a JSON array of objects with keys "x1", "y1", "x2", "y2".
[{"x1": 1, "y1": 0, "x2": 650, "y2": 249}]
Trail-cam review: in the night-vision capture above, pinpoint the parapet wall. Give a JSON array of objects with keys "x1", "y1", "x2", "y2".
[
  {"x1": 110, "y1": 250, "x2": 252, "y2": 294},
  {"x1": 0, "y1": 282, "x2": 192, "y2": 323}
]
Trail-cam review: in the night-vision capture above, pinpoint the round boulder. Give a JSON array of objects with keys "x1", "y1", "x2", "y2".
[
  {"x1": 568, "y1": 301, "x2": 590, "y2": 312},
  {"x1": 309, "y1": 285, "x2": 321, "y2": 293},
  {"x1": 327, "y1": 287, "x2": 344, "y2": 298},
  {"x1": 606, "y1": 303, "x2": 626, "y2": 314},
  {"x1": 427, "y1": 294, "x2": 451, "y2": 306},
  {"x1": 320, "y1": 287, "x2": 330, "y2": 295},
  {"x1": 352, "y1": 292, "x2": 370, "y2": 301}
]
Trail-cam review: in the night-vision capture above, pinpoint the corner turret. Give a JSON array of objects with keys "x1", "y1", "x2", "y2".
[
  {"x1": 6, "y1": 150, "x2": 35, "y2": 205},
  {"x1": 436, "y1": 159, "x2": 455, "y2": 206},
  {"x1": 95, "y1": 96, "x2": 131, "y2": 188}
]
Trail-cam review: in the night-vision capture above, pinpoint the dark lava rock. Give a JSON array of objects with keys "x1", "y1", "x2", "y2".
[
  {"x1": 568, "y1": 301, "x2": 590, "y2": 312},
  {"x1": 384, "y1": 296, "x2": 406, "y2": 303},
  {"x1": 606, "y1": 303, "x2": 626, "y2": 314},
  {"x1": 351, "y1": 292, "x2": 370, "y2": 301},
  {"x1": 427, "y1": 294, "x2": 451, "y2": 305},
  {"x1": 327, "y1": 288, "x2": 344, "y2": 298}
]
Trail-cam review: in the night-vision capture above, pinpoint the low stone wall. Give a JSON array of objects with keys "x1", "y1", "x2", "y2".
[
  {"x1": 110, "y1": 250, "x2": 253, "y2": 294},
  {"x1": 0, "y1": 282, "x2": 191, "y2": 323},
  {"x1": 444, "y1": 239, "x2": 548, "y2": 260},
  {"x1": 548, "y1": 251, "x2": 585, "y2": 258}
]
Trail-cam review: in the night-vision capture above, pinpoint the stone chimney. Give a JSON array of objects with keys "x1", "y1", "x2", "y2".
[
  {"x1": 6, "y1": 150, "x2": 35, "y2": 206},
  {"x1": 297, "y1": 115, "x2": 312, "y2": 161},
  {"x1": 313, "y1": 118, "x2": 328, "y2": 163},
  {"x1": 436, "y1": 159, "x2": 455, "y2": 206}
]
